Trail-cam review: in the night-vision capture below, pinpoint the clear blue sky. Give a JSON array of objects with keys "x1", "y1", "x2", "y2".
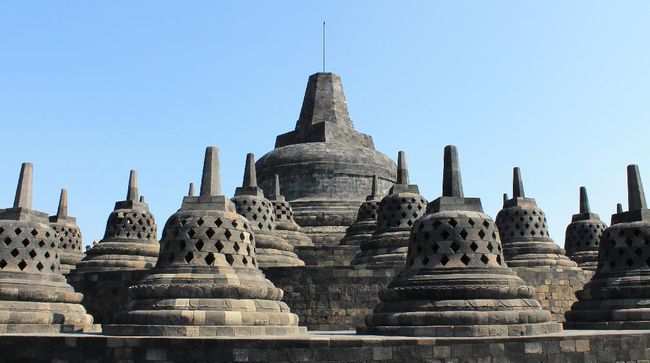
[{"x1": 0, "y1": 1, "x2": 648, "y2": 247}]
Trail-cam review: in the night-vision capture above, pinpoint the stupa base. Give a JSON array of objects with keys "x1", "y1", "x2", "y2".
[
  {"x1": 358, "y1": 322, "x2": 562, "y2": 337},
  {"x1": 103, "y1": 324, "x2": 307, "y2": 337},
  {"x1": 256, "y1": 248, "x2": 305, "y2": 268},
  {"x1": 275, "y1": 229, "x2": 314, "y2": 247},
  {"x1": 0, "y1": 323, "x2": 101, "y2": 334}
]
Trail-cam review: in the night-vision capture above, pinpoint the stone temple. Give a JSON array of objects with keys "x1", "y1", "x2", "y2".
[
  {"x1": 338, "y1": 175, "x2": 381, "y2": 247},
  {"x1": 360, "y1": 146, "x2": 561, "y2": 336},
  {"x1": 266, "y1": 174, "x2": 314, "y2": 247},
  {"x1": 564, "y1": 186, "x2": 607, "y2": 270},
  {"x1": 0, "y1": 163, "x2": 96, "y2": 333},
  {"x1": 255, "y1": 72, "x2": 396, "y2": 245}
]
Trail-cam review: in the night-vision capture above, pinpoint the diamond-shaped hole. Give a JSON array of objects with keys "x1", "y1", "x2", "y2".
[
  {"x1": 216, "y1": 240, "x2": 225, "y2": 252},
  {"x1": 224, "y1": 229, "x2": 232, "y2": 240},
  {"x1": 422, "y1": 256, "x2": 430, "y2": 265},
  {"x1": 0, "y1": 259, "x2": 6, "y2": 269},
  {"x1": 215, "y1": 219, "x2": 223, "y2": 227},
  {"x1": 449, "y1": 218, "x2": 457, "y2": 227},
  {"x1": 441, "y1": 231, "x2": 450, "y2": 240},
  {"x1": 18, "y1": 260, "x2": 27, "y2": 270},
  {"x1": 187, "y1": 229, "x2": 196, "y2": 238},
  {"x1": 451, "y1": 242, "x2": 460, "y2": 253},
  {"x1": 459, "y1": 229, "x2": 468, "y2": 240},
  {"x1": 205, "y1": 228, "x2": 215, "y2": 239},
  {"x1": 478, "y1": 230, "x2": 486, "y2": 239},
  {"x1": 195, "y1": 239, "x2": 204, "y2": 251},
  {"x1": 234, "y1": 243, "x2": 241, "y2": 252},
  {"x1": 205, "y1": 252, "x2": 215, "y2": 265},
  {"x1": 36, "y1": 262, "x2": 44, "y2": 271},
  {"x1": 3, "y1": 237, "x2": 12, "y2": 246},
  {"x1": 14, "y1": 228, "x2": 22, "y2": 235},
  {"x1": 470, "y1": 242, "x2": 479, "y2": 252},
  {"x1": 225, "y1": 254, "x2": 235, "y2": 266},
  {"x1": 440, "y1": 255, "x2": 449, "y2": 266},
  {"x1": 460, "y1": 254, "x2": 471, "y2": 266},
  {"x1": 28, "y1": 249, "x2": 37, "y2": 259},
  {"x1": 184, "y1": 251, "x2": 194, "y2": 263},
  {"x1": 10, "y1": 249, "x2": 19, "y2": 257},
  {"x1": 481, "y1": 254, "x2": 490, "y2": 264},
  {"x1": 197, "y1": 218, "x2": 204, "y2": 226}
]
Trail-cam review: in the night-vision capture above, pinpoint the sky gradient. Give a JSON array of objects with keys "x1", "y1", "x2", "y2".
[{"x1": 0, "y1": 1, "x2": 649, "y2": 247}]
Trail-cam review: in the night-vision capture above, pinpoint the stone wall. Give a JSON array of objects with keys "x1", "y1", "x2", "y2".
[
  {"x1": 264, "y1": 265, "x2": 399, "y2": 331},
  {"x1": 293, "y1": 245, "x2": 359, "y2": 266},
  {"x1": 67, "y1": 270, "x2": 150, "y2": 324},
  {"x1": 2, "y1": 331, "x2": 650, "y2": 362},
  {"x1": 512, "y1": 266, "x2": 593, "y2": 322}
]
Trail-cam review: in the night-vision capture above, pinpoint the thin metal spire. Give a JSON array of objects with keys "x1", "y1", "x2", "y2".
[{"x1": 322, "y1": 21, "x2": 326, "y2": 72}]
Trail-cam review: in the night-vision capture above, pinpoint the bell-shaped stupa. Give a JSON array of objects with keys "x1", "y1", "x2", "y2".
[
  {"x1": 564, "y1": 187, "x2": 607, "y2": 271},
  {"x1": 359, "y1": 146, "x2": 561, "y2": 336},
  {"x1": 566, "y1": 165, "x2": 650, "y2": 329},
  {"x1": 351, "y1": 151, "x2": 428, "y2": 266},
  {"x1": 0, "y1": 163, "x2": 96, "y2": 333},
  {"x1": 106, "y1": 147, "x2": 305, "y2": 336},
  {"x1": 256, "y1": 72, "x2": 396, "y2": 246},
  {"x1": 49, "y1": 188, "x2": 84, "y2": 275},
  {"x1": 73, "y1": 170, "x2": 159, "y2": 272},
  {"x1": 266, "y1": 174, "x2": 313, "y2": 247},
  {"x1": 339, "y1": 175, "x2": 381, "y2": 246},
  {"x1": 232, "y1": 154, "x2": 305, "y2": 267},
  {"x1": 495, "y1": 167, "x2": 576, "y2": 267}
]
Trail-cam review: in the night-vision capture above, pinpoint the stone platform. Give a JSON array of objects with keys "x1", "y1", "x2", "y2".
[
  {"x1": 265, "y1": 265, "x2": 399, "y2": 331},
  {"x1": 3, "y1": 330, "x2": 650, "y2": 362}
]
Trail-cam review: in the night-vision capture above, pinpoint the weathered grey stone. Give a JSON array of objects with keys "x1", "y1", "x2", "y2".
[
  {"x1": 256, "y1": 73, "x2": 396, "y2": 246},
  {"x1": 566, "y1": 165, "x2": 650, "y2": 329},
  {"x1": 0, "y1": 163, "x2": 96, "y2": 333},
  {"x1": 564, "y1": 187, "x2": 607, "y2": 271},
  {"x1": 105, "y1": 146, "x2": 306, "y2": 336},
  {"x1": 72, "y1": 170, "x2": 159, "y2": 273},
  {"x1": 351, "y1": 151, "x2": 427, "y2": 267},
  {"x1": 496, "y1": 167, "x2": 577, "y2": 268},
  {"x1": 339, "y1": 175, "x2": 381, "y2": 247},
  {"x1": 49, "y1": 188, "x2": 84, "y2": 275},
  {"x1": 232, "y1": 154, "x2": 304, "y2": 267},
  {"x1": 360, "y1": 146, "x2": 561, "y2": 337},
  {"x1": 266, "y1": 174, "x2": 314, "y2": 247}
]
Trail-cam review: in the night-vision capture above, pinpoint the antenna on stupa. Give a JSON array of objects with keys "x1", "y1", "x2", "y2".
[
  {"x1": 322, "y1": 21, "x2": 326, "y2": 72},
  {"x1": 397, "y1": 151, "x2": 409, "y2": 184},
  {"x1": 242, "y1": 153, "x2": 257, "y2": 188},
  {"x1": 126, "y1": 170, "x2": 138, "y2": 202},
  {"x1": 442, "y1": 145, "x2": 463, "y2": 197},
  {"x1": 627, "y1": 164, "x2": 647, "y2": 210},
  {"x1": 579, "y1": 186, "x2": 591, "y2": 214},
  {"x1": 56, "y1": 188, "x2": 68, "y2": 218},
  {"x1": 503, "y1": 193, "x2": 508, "y2": 207},
  {"x1": 617, "y1": 203, "x2": 624, "y2": 213},
  {"x1": 200, "y1": 147, "x2": 221, "y2": 197},
  {"x1": 14, "y1": 162, "x2": 33, "y2": 209},
  {"x1": 188, "y1": 182, "x2": 195, "y2": 197},
  {"x1": 513, "y1": 167, "x2": 525, "y2": 198}
]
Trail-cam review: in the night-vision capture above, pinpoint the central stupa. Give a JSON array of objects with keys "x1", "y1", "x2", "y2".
[{"x1": 256, "y1": 73, "x2": 397, "y2": 246}]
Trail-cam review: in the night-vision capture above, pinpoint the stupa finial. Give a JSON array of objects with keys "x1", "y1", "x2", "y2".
[
  {"x1": 188, "y1": 182, "x2": 195, "y2": 197},
  {"x1": 627, "y1": 164, "x2": 647, "y2": 210},
  {"x1": 126, "y1": 170, "x2": 138, "y2": 202},
  {"x1": 513, "y1": 167, "x2": 525, "y2": 198},
  {"x1": 371, "y1": 175, "x2": 378, "y2": 197},
  {"x1": 579, "y1": 186, "x2": 591, "y2": 214},
  {"x1": 56, "y1": 188, "x2": 68, "y2": 218},
  {"x1": 617, "y1": 203, "x2": 624, "y2": 213},
  {"x1": 442, "y1": 145, "x2": 463, "y2": 197},
  {"x1": 200, "y1": 147, "x2": 221, "y2": 197},
  {"x1": 13, "y1": 162, "x2": 33, "y2": 209},
  {"x1": 273, "y1": 174, "x2": 281, "y2": 196},
  {"x1": 242, "y1": 153, "x2": 257, "y2": 188},
  {"x1": 139, "y1": 196, "x2": 145, "y2": 203},
  {"x1": 503, "y1": 193, "x2": 508, "y2": 207},
  {"x1": 396, "y1": 151, "x2": 409, "y2": 185}
]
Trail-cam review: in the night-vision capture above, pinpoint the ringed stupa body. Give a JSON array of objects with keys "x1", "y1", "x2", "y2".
[
  {"x1": 256, "y1": 72, "x2": 396, "y2": 246},
  {"x1": 49, "y1": 188, "x2": 84, "y2": 275},
  {"x1": 564, "y1": 186, "x2": 607, "y2": 271}
]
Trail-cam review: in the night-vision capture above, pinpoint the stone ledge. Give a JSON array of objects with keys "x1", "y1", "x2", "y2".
[{"x1": 1, "y1": 330, "x2": 650, "y2": 362}]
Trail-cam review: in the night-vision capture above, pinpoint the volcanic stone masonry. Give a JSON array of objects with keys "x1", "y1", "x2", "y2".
[
  {"x1": 351, "y1": 151, "x2": 428, "y2": 267},
  {"x1": 105, "y1": 146, "x2": 305, "y2": 336},
  {"x1": 255, "y1": 72, "x2": 396, "y2": 246},
  {"x1": 72, "y1": 170, "x2": 159, "y2": 273},
  {"x1": 564, "y1": 186, "x2": 607, "y2": 270},
  {"x1": 495, "y1": 167, "x2": 590, "y2": 322},
  {"x1": 266, "y1": 174, "x2": 314, "y2": 247},
  {"x1": 49, "y1": 188, "x2": 84, "y2": 275},
  {"x1": 0, "y1": 163, "x2": 96, "y2": 333},
  {"x1": 359, "y1": 146, "x2": 561, "y2": 337},
  {"x1": 339, "y1": 175, "x2": 381, "y2": 247},
  {"x1": 566, "y1": 165, "x2": 650, "y2": 329},
  {"x1": 232, "y1": 153, "x2": 304, "y2": 267}
]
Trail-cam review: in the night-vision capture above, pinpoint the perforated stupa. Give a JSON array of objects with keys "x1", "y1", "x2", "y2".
[
  {"x1": 232, "y1": 154, "x2": 304, "y2": 267},
  {"x1": 105, "y1": 147, "x2": 305, "y2": 336},
  {"x1": 266, "y1": 174, "x2": 313, "y2": 247},
  {"x1": 49, "y1": 188, "x2": 84, "y2": 275},
  {"x1": 339, "y1": 175, "x2": 381, "y2": 247},
  {"x1": 359, "y1": 146, "x2": 561, "y2": 336},
  {"x1": 351, "y1": 151, "x2": 427, "y2": 266},
  {"x1": 0, "y1": 163, "x2": 96, "y2": 333},
  {"x1": 566, "y1": 165, "x2": 650, "y2": 329},
  {"x1": 495, "y1": 167, "x2": 577, "y2": 268},
  {"x1": 73, "y1": 170, "x2": 159, "y2": 273},
  {"x1": 564, "y1": 186, "x2": 607, "y2": 271}
]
